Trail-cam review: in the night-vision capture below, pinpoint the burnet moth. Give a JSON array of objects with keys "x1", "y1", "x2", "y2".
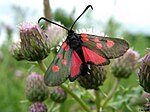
[{"x1": 38, "y1": 5, "x2": 129, "y2": 86}]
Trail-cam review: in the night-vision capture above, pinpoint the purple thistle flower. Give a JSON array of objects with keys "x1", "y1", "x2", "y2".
[
  {"x1": 11, "y1": 22, "x2": 51, "y2": 61},
  {"x1": 25, "y1": 73, "x2": 49, "y2": 102},
  {"x1": 29, "y1": 102, "x2": 47, "y2": 112},
  {"x1": 139, "y1": 52, "x2": 150, "y2": 93},
  {"x1": 111, "y1": 48, "x2": 139, "y2": 78}
]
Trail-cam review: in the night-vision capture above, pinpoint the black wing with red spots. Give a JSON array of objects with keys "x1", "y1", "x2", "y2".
[
  {"x1": 44, "y1": 42, "x2": 73, "y2": 86},
  {"x1": 81, "y1": 33, "x2": 129, "y2": 62}
]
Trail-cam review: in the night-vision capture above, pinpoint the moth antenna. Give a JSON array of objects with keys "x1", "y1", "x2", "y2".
[
  {"x1": 38, "y1": 17, "x2": 70, "y2": 31},
  {"x1": 70, "y1": 5, "x2": 93, "y2": 30}
]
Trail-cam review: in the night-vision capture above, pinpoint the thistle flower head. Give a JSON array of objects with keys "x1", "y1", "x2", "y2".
[
  {"x1": 50, "y1": 87, "x2": 67, "y2": 103},
  {"x1": 138, "y1": 51, "x2": 150, "y2": 93},
  {"x1": 25, "y1": 73, "x2": 49, "y2": 102},
  {"x1": 45, "y1": 23, "x2": 66, "y2": 53},
  {"x1": 29, "y1": 102, "x2": 47, "y2": 112},
  {"x1": 111, "y1": 48, "x2": 139, "y2": 78},
  {"x1": 77, "y1": 64, "x2": 106, "y2": 90},
  {"x1": 11, "y1": 22, "x2": 51, "y2": 61},
  {"x1": 10, "y1": 41, "x2": 25, "y2": 61}
]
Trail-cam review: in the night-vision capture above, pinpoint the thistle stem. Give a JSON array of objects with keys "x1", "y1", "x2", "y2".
[
  {"x1": 101, "y1": 78, "x2": 120, "y2": 108},
  {"x1": 60, "y1": 85, "x2": 90, "y2": 112},
  {"x1": 37, "y1": 60, "x2": 90, "y2": 112},
  {"x1": 37, "y1": 60, "x2": 47, "y2": 73},
  {"x1": 94, "y1": 89, "x2": 101, "y2": 112}
]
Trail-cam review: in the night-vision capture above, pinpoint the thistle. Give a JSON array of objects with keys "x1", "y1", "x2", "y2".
[
  {"x1": 77, "y1": 64, "x2": 106, "y2": 90},
  {"x1": 11, "y1": 22, "x2": 51, "y2": 61},
  {"x1": 10, "y1": 41, "x2": 25, "y2": 61},
  {"x1": 45, "y1": 23, "x2": 66, "y2": 53},
  {"x1": 50, "y1": 87, "x2": 67, "y2": 103},
  {"x1": 29, "y1": 102, "x2": 47, "y2": 112},
  {"x1": 111, "y1": 48, "x2": 139, "y2": 78},
  {"x1": 25, "y1": 73, "x2": 49, "y2": 102},
  {"x1": 138, "y1": 51, "x2": 150, "y2": 93}
]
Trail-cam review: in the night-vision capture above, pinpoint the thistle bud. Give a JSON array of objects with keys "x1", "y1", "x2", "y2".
[
  {"x1": 138, "y1": 52, "x2": 150, "y2": 93},
  {"x1": 77, "y1": 64, "x2": 106, "y2": 90},
  {"x1": 29, "y1": 102, "x2": 47, "y2": 112},
  {"x1": 111, "y1": 48, "x2": 139, "y2": 78},
  {"x1": 13, "y1": 22, "x2": 51, "y2": 61},
  {"x1": 45, "y1": 23, "x2": 66, "y2": 53},
  {"x1": 50, "y1": 87, "x2": 67, "y2": 103},
  {"x1": 25, "y1": 73, "x2": 49, "y2": 102},
  {"x1": 10, "y1": 41, "x2": 25, "y2": 61}
]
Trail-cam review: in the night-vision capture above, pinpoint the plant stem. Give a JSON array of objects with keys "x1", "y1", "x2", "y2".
[
  {"x1": 60, "y1": 85, "x2": 90, "y2": 112},
  {"x1": 37, "y1": 60, "x2": 47, "y2": 73},
  {"x1": 43, "y1": 0, "x2": 52, "y2": 20},
  {"x1": 37, "y1": 60, "x2": 90, "y2": 112},
  {"x1": 101, "y1": 78, "x2": 120, "y2": 108},
  {"x1": 94, "y1": 89, "x2": 101, "y2": 112}
]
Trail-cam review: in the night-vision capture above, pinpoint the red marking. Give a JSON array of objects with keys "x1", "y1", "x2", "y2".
[
  {"x1": 81, "y1": 34, "x2": 89, "y2": 42},
  {"x1": 65, "y1": 45, "x2": 70, "y2": 51},
  {"x1": 58, "y1": 54, "x2": 63, "y2": 59},
  {"x1": 62, "y1": 59, "x2": 67, "y2": 65},
  {"x1": 61, "y1": 42, "x2": 67, "y2": 48},
  {"x1": 107, "y1": 40, "x2": 114, "y2": 48},
  {"x1": 70, "y1": 51, "x2": 82, "y2": 79},
  {"x1": 81, "y1": 37, "x2": 89, "y2": 42},
  {"x1": 96, "y1": 43, "x2": 102, "y2": 49},
  {"x1": 94, "y1": 37, "x2": 100, "y2": 42},
  {"x1": 81, "y1": 33, "x2": 88, "y2": 38},
  {"x1": 52, "y1": 64, "x2": 59, "y2": 72},
  {"x1": 82, "y1": 46, "x2": 107, "y2": 65}
]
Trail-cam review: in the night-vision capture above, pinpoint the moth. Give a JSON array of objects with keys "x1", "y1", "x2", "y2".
[{"x1": 38, "y1": 5, "x2": 129, "y2": 86}]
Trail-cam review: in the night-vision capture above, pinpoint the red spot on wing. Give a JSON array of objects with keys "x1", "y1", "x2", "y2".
[
  {"x1": 62, "y1": 59, "x2": 67, "y2": 65},
  {"x1": 81, "y1": 37, "x2": 89, "y2": 42},
  {"x1": 82, "y1": 46, "x2": 107, "y2": 65},
  {"x1": 96, "y1": 43, "x2": 102, "y2": 49},
  {"x1": 94, "y1": 37, "x2": 100, "y2": 42},
  {"x1": 107, "y1": 40, "x2": 114, "y2": 48},
  {"x1": 70, "y1": 51, "x2": 82, "y2": 79},
  {"x1": 81, "y1": 33, "x2": 88, "y2": 38},
  {"x1": 58, "y1": 54, "x2": 63, "y2": 59},
  {"x1": 81, "y1": 34, "x2": 89, "y2": 42},
  {"x1": 52, "y1": 64, "x2": 59, "y2": 73},
  {"x1": 61, "y1": 42, "x2": 67, "y2": 48},
  {"x1": 65, "y1": 45, "x2": 70, "y2": 51}
]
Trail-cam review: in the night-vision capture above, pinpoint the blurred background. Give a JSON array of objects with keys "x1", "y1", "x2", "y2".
[{"x1": 0, "y1": 0, "x2": 150, "y2": 111}]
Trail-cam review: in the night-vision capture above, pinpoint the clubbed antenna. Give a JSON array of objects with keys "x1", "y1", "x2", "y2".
[{"x1": 38, "y1": 5, "x2": 93, "y2": 32}]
